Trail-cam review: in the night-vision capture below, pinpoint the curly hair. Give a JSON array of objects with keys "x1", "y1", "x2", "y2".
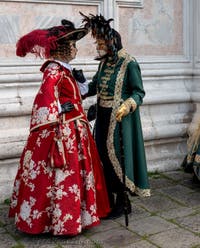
[{"x1": 50, "y1": 42, "x2": 72, "y2": 60}]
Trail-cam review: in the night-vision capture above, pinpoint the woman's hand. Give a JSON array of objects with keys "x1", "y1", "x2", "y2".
[
  {"x1": 61, "y1": 102, "x2": 74, "y2": 113},
  {"x1": 72, "y1": 68, "x2": 86, "y2": 83}
]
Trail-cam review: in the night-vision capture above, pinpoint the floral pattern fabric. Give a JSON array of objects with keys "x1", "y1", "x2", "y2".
[{"x1": 9, "y1": 61, "x2": 110, "y2": 235}]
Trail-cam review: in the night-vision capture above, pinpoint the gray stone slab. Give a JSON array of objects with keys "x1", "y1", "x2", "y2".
[
  {"x1": 0, "y1": 226, "x2": 6, "y2": 234},
  {"x1": 84, "y1": 219, "x2": 120, "y2": 235},
  {"x1": 181, "y1": 178, "x2": 200, "y2": 191},
  {"x1": 149, "y1": 228, "x2": 200, "y2": 248},
  {"x1": 149, "y1": 175, "x2": 175, "y2": 190},
  {"x1": 0, "y1": 233, "x2": 18, "y2": 248},
  {"x1": 124, "y1": 240, "x2": 158, "y2": 248},
  {"x1": 13, "y1": 233, "x2": 92, "y2": 248},
  {"x1": 10, "y1": 233, "x2": 58, "y2": 248},
  {"x1": 158, "y1": 184, "x2": 196, "y2": 197},
  {"x1": 0, "y1": 205, "x2": 14, "y2": 226},
  {"x1": 163, "y1": 170, "x2": 192, "y2": 182},
  {"x1": 88, "y1": 226, "x2": 141, "y2": 248},
  {"x1": 54, "y1": 235, "x2": 94, "y2": 248},
  {"x1": 127, "y1": 215, "x2": 177, "y2": 236},
  {"x1": 157, "y1": 206, "x2": 195, "y2": 219},
  {"x1": 135, "y1": 194, "x2": 181, "y2": 213},
  {"x1": 114, "y1": 204, "x2": 151, "y2": 226},
  {"x1": 0, "y1": 169, "x2": 199, "y2": 248},
  {"x1": 174, "y1": 213, "x2": 200, "y2": 234},
  {"x1": 169, "y1": 191, "x2": 200, "y2": 207},
  {"x1": 2, "y1": 222, "x2": 25, "y2": 240}
]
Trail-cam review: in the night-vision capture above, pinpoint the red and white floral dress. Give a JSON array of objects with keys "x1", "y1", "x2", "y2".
[{"x1": 9, "y1": 60, "x2": 110, "y2": 235}]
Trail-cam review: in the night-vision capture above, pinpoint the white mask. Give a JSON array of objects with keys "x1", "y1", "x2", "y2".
[{"x1": 97, "y1": 49, "x2": 107, "y2": 57}]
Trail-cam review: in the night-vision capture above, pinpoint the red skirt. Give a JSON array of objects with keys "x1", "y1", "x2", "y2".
[{"x1": 9, "y1": 119, "x2": 110, "y2": 235}]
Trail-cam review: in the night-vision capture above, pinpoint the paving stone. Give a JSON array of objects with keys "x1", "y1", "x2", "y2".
[
  {"x1": 0, "y1": 169, "x2": 200, "y2": 248},
  {"x1": 149, "y1": 228, "x2": 200, "y2": 248},
  {"x1": 20, "y1": 234, "x2": 94, "y2": 248},
  {"x1": 135, "y1": 194, "x2": 181, "y2": 213},
  {"x1": 174, "y1": 213, "x2": 200, "y2": 234},
  {"x1": 127, "y1": 215, "x2": 177, "y2": 236},
  {"x1": 10, "y1": 232, "x2": 58, "y2": 248},
  {"x1": 149, "y1": 176, "x2": 175, "y2": 190},
  {"x1": 123, "y1": 240, "x2": 158, "y2": 248},
  {"x1": 163, "y1": 170, "x2": 192, "y2": 182},
  {"x1": 115, "y1": 204, "x2": 151, "y2": 226},
  {"x1": 0, "y1": 226, "x2": 6, "y2": 234},
  {"x1": 166, "y1": 191, "x2": 200, "y2": 207},
  {"x1": 54, "y1": 235, "x2": 94, "y2": 248},
  {"x1": 181, "y1": 178, "x2": 200, "y2": 191},
  {"x1": 158, "y1": 184, "x2": 196, "y2": 196},
  {"x1": 0, "y1": 233, "x2": 18, "y2": 248},
  {"x1": 157, "y1": 206, "x2": 195, "y2": 219},
  {"x1": 0, "y1": 205, "x2": 13, "y2": 225},
  {"x1": 83, "y1": 219, "x2": 120, "y2": 235},
  {"x1": 88, "y1": 226, "x2": 141, "y2": 248}
]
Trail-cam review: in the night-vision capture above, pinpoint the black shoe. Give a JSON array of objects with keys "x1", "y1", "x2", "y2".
[
  {"x1": 106, "y1": 194, "x2": 132, "y2": 220},
  {"x1": 106, "y1": 204, "x2": 132, "y2": 219}
]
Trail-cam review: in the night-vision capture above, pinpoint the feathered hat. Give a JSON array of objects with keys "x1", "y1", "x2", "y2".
[
  {"x1": 80, "y1": 12, "x2": 122, "y2": 62},
  {"x1": 16, "y1": 19, "x2": 88, "y2": 58}
]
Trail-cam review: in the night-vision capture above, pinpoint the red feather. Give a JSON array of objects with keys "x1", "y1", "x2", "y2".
[{"x1": 16, "y1": 29, "x2": 58, "y2": 58}]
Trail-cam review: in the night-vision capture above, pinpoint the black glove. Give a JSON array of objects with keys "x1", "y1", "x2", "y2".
[
  {"x1": 87, "y1": 103, "x2": 97, "y2": 121},
  {"x1": 61, "y1": 102, "x2": 74, "y2": 113},
  {"x1": 72, "y1": 68, "x2": 86, "y2": 84}
]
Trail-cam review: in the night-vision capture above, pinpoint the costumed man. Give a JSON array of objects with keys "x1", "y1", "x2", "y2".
[
  {"x1": 80, "y1": 13, "x2": 151, "y2": 219},
  {"x1": 9, "y1": 19, "x2": 110, "y2": 235}
]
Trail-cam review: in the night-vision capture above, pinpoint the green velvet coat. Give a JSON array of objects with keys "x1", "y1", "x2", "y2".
[{"x1": 88, "y1": 49, "x2": 150, "y2": 196}]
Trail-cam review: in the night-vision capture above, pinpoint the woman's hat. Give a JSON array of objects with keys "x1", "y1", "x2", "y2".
[{"x1": 16, "y1": 19, "x2": 88, "y2": 58}]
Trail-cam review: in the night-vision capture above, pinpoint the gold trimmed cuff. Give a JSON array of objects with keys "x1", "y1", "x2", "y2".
[{"x1": 124, "y1": 98, "x2": 137, "y2": 112}]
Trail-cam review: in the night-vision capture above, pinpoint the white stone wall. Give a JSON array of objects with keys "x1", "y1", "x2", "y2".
[
  {"x1": 0, "y1": 0, "x2": 199, "y2": 201},
  {"x1": 189, "y1": 0, "x2": 200, "y2": 135}
]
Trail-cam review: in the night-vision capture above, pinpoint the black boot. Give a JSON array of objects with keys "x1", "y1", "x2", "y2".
[{"x1": 107, "y1": 192, "x2": 132, "y2": 219}]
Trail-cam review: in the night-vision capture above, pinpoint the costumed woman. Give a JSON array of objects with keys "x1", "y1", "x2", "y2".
[
  {"x1": 80, "y1": 13, "x2": 151, "y2": 219},
  {"x1": 9, "y1": 19, "x2": 110, "y2": 235}
]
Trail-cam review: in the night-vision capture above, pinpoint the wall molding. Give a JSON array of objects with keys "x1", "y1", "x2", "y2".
[
  {"x1": 1, "y1": 0, "x2": 102, "y2": 5},
  {"x1": 0, "y1": 0, "x2": 193, "y2": 69}
]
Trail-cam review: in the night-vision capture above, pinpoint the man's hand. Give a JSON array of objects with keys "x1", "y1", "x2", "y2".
[
  {"x1": 116, "y1": 103, "x2": 130, "y2": 122},
  {"x1": 72, "y1": 68, "x2": 86, "y2": 84},
  {"x1": 116, "y1": 98, "x2": 137, "y2": 122},
  {"x1": 61, "y1": 102, "x2": 74, "y2": 113}
]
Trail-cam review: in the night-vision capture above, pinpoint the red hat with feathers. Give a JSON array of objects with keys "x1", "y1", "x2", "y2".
[{"x1": 16, "y1": 19, "x2": 88, "y2": 58}]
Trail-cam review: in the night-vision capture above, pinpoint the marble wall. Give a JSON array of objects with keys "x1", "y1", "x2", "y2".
[{"x1": 0, "y1": 0, "x2": 199, "y2": 201}]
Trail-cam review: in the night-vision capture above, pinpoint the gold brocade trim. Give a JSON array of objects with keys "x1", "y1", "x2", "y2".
[
  {"x1": 97, "y1": 94, "x2": 114, "y2": 100},
  {"x1": 102, "y1": 75, "x2": 111, "y2": 81},
  {"x1": 135, "y1": 187, "x2": 151, "y2": 197},
  {"x1": 104, "y1": 69, "x2": 114, "y2": 74},
  {"x1": 30, "y1": 121, "x2": 58, "y2": 132},
  {"x1": 100, "y1": 84, "x2": 108, "y2": 89},
  {"x1": 62, "y1": 113, "x2": 83, "y2": 123},
  {"x1": 125, "y1": 98, "x2": 137, "y2": 112},
  {"x1": 118, "y1": 49, "x2": 136, "y2": 61},
  {"x1": 106, "y1": 49, "x2": 138, "y2": 193}
]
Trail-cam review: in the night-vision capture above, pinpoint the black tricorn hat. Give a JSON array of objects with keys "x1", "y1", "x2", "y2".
[{"x1": 16, "y1": 19, "x2": 88, "y2": 58}]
